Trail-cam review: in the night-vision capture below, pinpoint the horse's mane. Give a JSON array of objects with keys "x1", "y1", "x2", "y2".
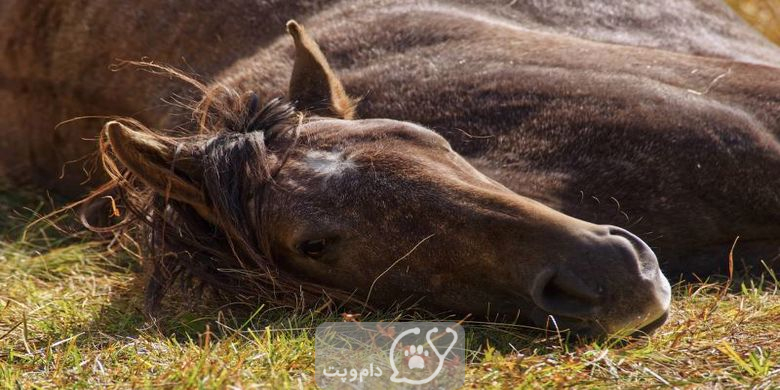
[{"x1": 79, "y1": 63, "x2": 343, "y2": 314}]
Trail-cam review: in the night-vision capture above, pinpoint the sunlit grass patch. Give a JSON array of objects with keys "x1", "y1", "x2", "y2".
[
  {"x1": 463, "y1": 279, "x2": 779, "y2": 388},
  {"x1": 0, "y1": 187, "x2": 778, "y2": 388}
]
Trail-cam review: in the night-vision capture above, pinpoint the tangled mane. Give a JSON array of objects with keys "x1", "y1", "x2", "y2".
[{"x1": 81, "y1": 63, "x2": 346, "y2": 314}]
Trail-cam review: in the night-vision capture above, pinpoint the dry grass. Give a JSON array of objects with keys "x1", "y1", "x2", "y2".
[
  {"x1": 0, "y1": 187, "x2": 778, "y2": 388},
  {"x1": 727, "y1": 0, "x2": 780, "y2": 44}
]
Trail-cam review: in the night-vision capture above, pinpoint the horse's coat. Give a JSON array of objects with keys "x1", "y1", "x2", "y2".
[
  {"x1": 1, "y1": 0, "x2": 779, "y2": 335},
  {"x1": 304, "y1": 150, "x2": 356, "y2": 177}
]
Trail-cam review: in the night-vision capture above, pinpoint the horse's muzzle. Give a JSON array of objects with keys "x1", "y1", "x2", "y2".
[{"x1": 529, "y1": 225, "x2": 671, "y2": 337}]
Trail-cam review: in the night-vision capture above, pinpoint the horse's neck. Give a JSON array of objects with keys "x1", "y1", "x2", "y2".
[
  {"x1": 413, "y1": 0, "x2": 780, "y2": 65},
  {"x1": 214, "y1": 0, "x2": 780, "y2": 140},
  {"x1": 76, "y1": 0, "x2": 776, "y2": 113}
]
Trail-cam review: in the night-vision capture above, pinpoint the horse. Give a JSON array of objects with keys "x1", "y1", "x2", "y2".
[{"x1": 2, "y1": 0, "x2": 779, "y2": 336}]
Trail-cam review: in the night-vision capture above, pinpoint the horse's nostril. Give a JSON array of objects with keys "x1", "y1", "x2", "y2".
[
  {"x1": 527, "y1": 226, "x2": 670, "y2": 336},
  {"x1": 606, "y1": 225, "x2": 661, "y2": 278},
  {"x1": 608, "y1": 226, "x2": 646, "y2": 249},
  {"x1": 531, "y1": 269, "x2": 601, "y2": 319},
  {"x1": 607, "y1": 226, "x2": 647, "y2": 251}
]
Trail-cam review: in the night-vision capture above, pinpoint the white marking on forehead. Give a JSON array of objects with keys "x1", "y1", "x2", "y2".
[{"x1": 304, "y1": 150, "x2": 356, "y2": 176}]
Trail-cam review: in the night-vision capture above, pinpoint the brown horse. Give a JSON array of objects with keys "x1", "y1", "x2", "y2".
[{"x1": 2, "y1": 0, "x2": 779, "y2": 336}]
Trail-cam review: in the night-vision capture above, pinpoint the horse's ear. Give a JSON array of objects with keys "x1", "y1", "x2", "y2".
[
  {"x1": 286, "y1": 20, "x2": 355, "y2": 119},
  {"x1": 105, "y1": 121, "x2": 214, "y2": 221}
]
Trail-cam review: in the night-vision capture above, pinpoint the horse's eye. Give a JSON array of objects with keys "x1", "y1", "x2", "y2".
[{"x1": 300, "y1": 239, "x2": 327, "y2": 258}]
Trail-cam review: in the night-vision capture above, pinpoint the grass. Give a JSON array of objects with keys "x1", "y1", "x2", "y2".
[{"x1": 0, "y1": 187, "x2": 779, "y2": 388}]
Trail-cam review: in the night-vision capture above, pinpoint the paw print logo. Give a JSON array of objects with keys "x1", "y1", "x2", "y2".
[
  {"x1": 389, "y1": 326, "x2": 459, "y2": 385},
  {"x1": 404, "y1": 345, "x2": 429, "y2": 369}
]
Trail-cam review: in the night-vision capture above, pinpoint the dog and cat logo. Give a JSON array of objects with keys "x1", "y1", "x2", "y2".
[
  {"x1": 388, "y1": 326, "x2": 459, "y2": 385},
  {"x1": 316, "y1": 322, "x2": 465, "y2": 389}
]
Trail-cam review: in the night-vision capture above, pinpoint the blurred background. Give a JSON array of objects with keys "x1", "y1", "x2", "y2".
[{"x1": 727, "y1": 0, "x2": 780, "y2": 44}]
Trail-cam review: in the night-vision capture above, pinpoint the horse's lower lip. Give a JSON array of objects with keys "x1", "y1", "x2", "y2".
[
  {"x1": 632, "y1": 310, "x2": 670, "y2": 336},
  {"x1": 530, "y1": 307, "x2": 600, "y2": 336},
  {"x1": 530, "y1": 308, "x2": 671, "y2": 338}
]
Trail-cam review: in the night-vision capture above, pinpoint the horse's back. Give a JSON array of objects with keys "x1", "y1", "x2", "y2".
[
  {"x1": 1, "y1": 0, "x2": 779, "y2": 195},
  {"x1": 452, "y1": 0, "x2": 780, "y2": 65}
]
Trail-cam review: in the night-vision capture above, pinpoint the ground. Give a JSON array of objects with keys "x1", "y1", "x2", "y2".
[{"x1": 0, "y1": 185, "x2": 778, "y2": 389}]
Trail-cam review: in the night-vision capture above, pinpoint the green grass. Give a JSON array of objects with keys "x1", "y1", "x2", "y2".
[{"x1": 1, "y1": 187, "x2": 778, "y2": 388}]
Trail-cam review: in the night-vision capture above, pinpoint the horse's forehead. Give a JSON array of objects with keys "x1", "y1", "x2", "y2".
[
  {"x1": 302, "y1": 118, "x2": 438, "y2": 139},
  {"x1": 284, "y1": 118, "x2": 453, "y2": 182},
  {"x1": 302, "y1": 150, "x2": 357, "y2": 177}
]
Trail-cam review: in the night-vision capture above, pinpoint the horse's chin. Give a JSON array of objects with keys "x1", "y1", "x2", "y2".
[
  {"x1": 529, "y1": 307, "x2": 601, "y2": 337},
  {"x1": 529, "y1": 307, "x2": 669, "y2": 339},
  {"x1": 632, "y1": 311, "x2": 669, "y2": 336}
]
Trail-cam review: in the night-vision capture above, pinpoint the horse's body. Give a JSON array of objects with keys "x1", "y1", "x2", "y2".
[{"x1": 2, "y1": 0, "x2": 779, "y2": 334}]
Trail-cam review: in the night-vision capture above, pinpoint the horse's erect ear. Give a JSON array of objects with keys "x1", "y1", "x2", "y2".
[
  {"x1": 105, "y1": 121, "x2": 214, "y2": 221},
  {"x1": 286, "y1": 20, "x2": 355, "y2": 119}
]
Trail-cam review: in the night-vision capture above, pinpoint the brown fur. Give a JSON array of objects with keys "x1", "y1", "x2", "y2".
[{"x1": 2, "y1": 0, "x2": 779, "y2": 334}]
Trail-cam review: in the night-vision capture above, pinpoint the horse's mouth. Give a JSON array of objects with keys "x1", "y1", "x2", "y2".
[
  {"x1": 530, "y1": 307, "x2": 670, "y2": 339},
  {"x1": 530, "y1": 307, "x2": 602, "y2": 337},
  {"x1": 632, "y1": 310, "x2": 669, "y2": 336}
]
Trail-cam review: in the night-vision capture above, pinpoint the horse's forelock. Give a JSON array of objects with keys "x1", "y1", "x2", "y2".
[
  {"x1": 150, "y1": 90, "x2": 304, "y2": 302},
  {"x1": 197, "y1": 87, "x2": 297, "y2": 138},
  {"x1": 87, "y1": 70, "x2": 310, "y2": 309},
  {"x1": 198, "y1": 91, "x2": 302, "y2": 248}
]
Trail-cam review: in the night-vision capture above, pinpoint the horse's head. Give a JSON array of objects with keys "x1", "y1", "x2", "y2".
[{"x1": 104, "y1": 21, "x2": 670, "y2": 336}]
